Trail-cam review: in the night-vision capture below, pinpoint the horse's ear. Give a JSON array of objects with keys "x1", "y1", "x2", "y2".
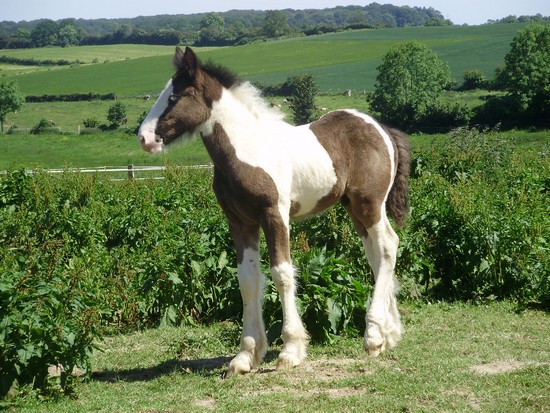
[{"x1": 174, "y1": 46, "x2": 198, "y2": 79}]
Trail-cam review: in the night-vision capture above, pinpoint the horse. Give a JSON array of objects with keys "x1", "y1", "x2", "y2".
[{"x1": 138, "y1": 47, "x2": 411, "y2": 377}]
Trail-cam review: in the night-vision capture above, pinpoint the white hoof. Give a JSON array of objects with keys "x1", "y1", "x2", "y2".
[{"x1": 276, "y1": 351, "x2": 303, "y2": 370}]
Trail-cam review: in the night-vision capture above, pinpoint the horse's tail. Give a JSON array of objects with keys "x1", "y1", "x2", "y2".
[{"x1": 385, "y1": 127, "x2": 411, "y2": 228}]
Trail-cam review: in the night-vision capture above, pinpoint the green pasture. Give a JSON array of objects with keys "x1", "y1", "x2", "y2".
[{"x1": 1, "y1": 23, "x2": 531, "y2": 97}]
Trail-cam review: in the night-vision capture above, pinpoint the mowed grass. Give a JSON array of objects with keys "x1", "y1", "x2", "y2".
[
  {"x1": 2, "y1": 23, "x2": 531, "y2": 96},
  {"x1": 12, "y1": 301, "x2": 550, "y2": 412}
]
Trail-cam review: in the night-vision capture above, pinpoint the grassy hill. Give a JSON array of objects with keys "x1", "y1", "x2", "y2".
[
  {"x1": 2, "y1": 23, "x2": 530, "y2": 96},
  {"x1": 0, "y1": 23, "x2": 539, "y2": 170}
]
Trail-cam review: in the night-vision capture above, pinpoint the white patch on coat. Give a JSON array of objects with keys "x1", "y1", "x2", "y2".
[
  {"x1": 138, "y1": 79, "x2": 173, "y2": 153},
  {"x1": 199, "y1": 84, "x2": 338, "y2": 219}
]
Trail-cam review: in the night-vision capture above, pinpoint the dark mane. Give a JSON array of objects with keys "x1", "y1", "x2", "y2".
[{"x1": 201, "y1": 60, "x2": 240, "y2": 89}]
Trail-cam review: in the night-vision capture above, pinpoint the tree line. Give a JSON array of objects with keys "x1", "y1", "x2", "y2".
[{"x1": 0, "y1": 4, "x2": 451, "y2": 49}]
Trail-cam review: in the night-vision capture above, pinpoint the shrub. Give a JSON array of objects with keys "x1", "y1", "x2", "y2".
[
  {"x1": 31, "y1": 119, "x2": 54, "y2": 134},
  {"x1": 106, "y1": 101, "x2": 127, "y2": 128},
  {"x1": 287, "y1": 74, "x2": 319, "y2": 125},
  {"x1": 82, "y1": 117, "x2": 100, "y2": 128},
  {"x1": 416, "y1": 101, "x2": 472, "y2": 132},
  {"x1": 462, "y1": 69, "x2": 487, "y2": 90}
]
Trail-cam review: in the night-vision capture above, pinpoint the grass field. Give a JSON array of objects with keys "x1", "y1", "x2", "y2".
[
  {"x1": 10, "y1": 301, "x2": 550, "y2": 412},
  {"x1": 0, "y1": 23, "x2": 534, "y2": 137},
  {"x1": 1, "y1": 23, "x2": 531, "y2": 97}
]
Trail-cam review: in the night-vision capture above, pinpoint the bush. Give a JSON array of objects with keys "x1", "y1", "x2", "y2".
[
  {"x1": 106, "y1": 101, "x2": 127, "y2": 128},
  {"x1": 82, "y1": 117, "x2": 100, "y2": 128},
  {"x1": 462, "y1": 69, "x2": 487, "y2": 90},
  {"x1": 416, "y1": 101, "x2": 472, "y2": 132},
  {"x1": 31, "y1": 119, "x2": 57, "y2": 134},
  {"x1": 400, "y1": 128, "x2": 549, "y2": 305},
  {"x1": 287, "y1": 74, "x2": 319, "y2": 125}
]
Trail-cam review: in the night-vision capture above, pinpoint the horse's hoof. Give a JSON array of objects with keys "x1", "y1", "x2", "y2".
[
  {"x1": 226, "y1": 354, "x2": 252, "y2": 377},
  {"x1": 276, "y1": 352, "x2": 302, "y2": 370}
]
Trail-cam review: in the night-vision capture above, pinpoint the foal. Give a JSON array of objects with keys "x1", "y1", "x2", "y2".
[{"x1": 138, "y1": 47, "x2": 410, "y2": 376}]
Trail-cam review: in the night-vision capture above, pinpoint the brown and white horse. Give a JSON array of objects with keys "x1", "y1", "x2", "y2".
[{"x1": 138, "y1": 47, "x2": 410, "y2": 376}]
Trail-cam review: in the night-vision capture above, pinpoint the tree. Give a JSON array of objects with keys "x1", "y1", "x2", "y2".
[
  {"x1": 262, "y1": 10, "x2": 291, "y2": 38},
  {"x1": 199, "y1": 13, "x2": 225, "y2": 44},
  {"x1": 107, "y1": 101, "x2": 127, "y2": 128},
  {"x1": 501, "y1": 24, "x2": 550, "y2": 120},
  {"x1": 0, "y1": 80, "x2": 24, "y2": 134},
  {"x1": 30, "y1": 20, "x2": 59, "y2": 47},
  {"x1": 288, "y1": 74, "x2": 319, "y2": 125},
  {"x1": 370, "y1": 41, "x2": 453, "y2": 129}
]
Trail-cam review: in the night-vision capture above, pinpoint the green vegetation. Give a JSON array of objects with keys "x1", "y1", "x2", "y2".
[
  {"x1": 0, "y1": 133, "x2": 208, "y2": 169},
  {"x1": 0, "y1": 4, "x2": 450, "y2": 49}
]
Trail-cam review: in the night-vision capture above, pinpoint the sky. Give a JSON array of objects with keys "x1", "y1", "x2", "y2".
[{"x1": 2, "y1": 0, "x2": 549, "y2": 26}]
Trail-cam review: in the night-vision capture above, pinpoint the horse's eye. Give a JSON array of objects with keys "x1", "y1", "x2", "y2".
[{"x1": 168, "y1": 94, "x2": 179, "y2": 104}]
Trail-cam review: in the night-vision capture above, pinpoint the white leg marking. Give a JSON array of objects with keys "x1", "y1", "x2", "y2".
[
  {"x1": 271, "y1": 262, "x2": 309, "y2": 370},
  {"x1": 363, "y1": 218, "x2": 402, "y2": 356},
  {"x1": 227, "y1": 247, "x2": 267, "y2": 376}
]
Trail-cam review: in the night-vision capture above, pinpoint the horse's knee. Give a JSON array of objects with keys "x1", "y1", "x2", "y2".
[{"x1": 270, "y1": 262, "x2": 295, "y2": 292}]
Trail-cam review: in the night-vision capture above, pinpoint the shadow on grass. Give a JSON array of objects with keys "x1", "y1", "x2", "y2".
[{"x1": 92, "y1": 351, "x2": 279, "y2": 382}]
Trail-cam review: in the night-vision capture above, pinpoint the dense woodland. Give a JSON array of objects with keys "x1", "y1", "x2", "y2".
[{"x1": 2, "y1": 3, "x2": 546, "y2": 49}]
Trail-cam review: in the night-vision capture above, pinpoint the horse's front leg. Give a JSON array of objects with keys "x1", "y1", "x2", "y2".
[
  {"x1": 227, "y1": 224, "x2": 268, "y2": 377},
  {"x1": 262, "y1": 208, "x2": 309, "y2": 370}
]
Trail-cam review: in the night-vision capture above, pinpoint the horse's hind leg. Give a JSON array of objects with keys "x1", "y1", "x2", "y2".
[
  {"x1": 363, "y1": 217, "x2": 402, "y2": 355},
  {"x1": 345, "y1": 202, "x2": 402, "y2": 356},
  {"x1": 262, "y1": 207, "x2": 309, "y2": 370},
  {"x1": 227, "y1": 223, "x2": 268, "y2": 377}
]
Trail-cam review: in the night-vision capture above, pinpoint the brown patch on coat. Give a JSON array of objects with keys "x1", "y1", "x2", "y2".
[{"x1": 309, "y1": 110, "x2": 394, "y2": 228}]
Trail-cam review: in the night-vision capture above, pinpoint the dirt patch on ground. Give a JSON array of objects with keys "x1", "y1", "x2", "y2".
[
  {"x1": 193, "y1": 397, "x2": 217, "y2": 410},
  {"x1": 243, "y1": 358, "x2": 373, "y2": 399},
  {"x1": 469, "y1": 360, "x2": 534, "y2": 375}
]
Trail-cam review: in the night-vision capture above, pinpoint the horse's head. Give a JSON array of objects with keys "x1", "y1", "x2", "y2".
[{"x1": 138, "y1": 47, "x2": 225, "y2": 153}]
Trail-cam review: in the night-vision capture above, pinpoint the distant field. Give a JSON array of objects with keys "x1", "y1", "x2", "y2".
[
  {"x1": 0, "y1": 44, "x2": 177, "y2": 74},
  {"x1": 1, "y1": 23, "x2": 530, "y2": 97}
]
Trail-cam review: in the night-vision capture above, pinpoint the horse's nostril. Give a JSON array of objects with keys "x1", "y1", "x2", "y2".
[{"x1": 139, "y1": 135, "x2": 146, "y2": 144}]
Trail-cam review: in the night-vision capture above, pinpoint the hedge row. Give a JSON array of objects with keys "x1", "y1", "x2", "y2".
[
  {"x1": 25, "y1": 92, "x2": 117, "y2": 103},
  {"x1": 0, "y1": 55, "x2": 77, "y2": 66}
]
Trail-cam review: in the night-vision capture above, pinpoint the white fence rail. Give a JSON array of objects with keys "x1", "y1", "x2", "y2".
[{"x1": 0, "y1": 164, "x2": 212, "y2": 180}]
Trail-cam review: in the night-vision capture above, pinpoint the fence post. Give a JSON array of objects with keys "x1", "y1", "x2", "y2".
[{"x1": 128, "y1": 164, "x2": 135, "y2": 180}]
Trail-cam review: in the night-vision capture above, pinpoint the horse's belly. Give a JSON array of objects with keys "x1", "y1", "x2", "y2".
[{"x1": 289, "y1": 161, "x2": 339, "y2": 217}]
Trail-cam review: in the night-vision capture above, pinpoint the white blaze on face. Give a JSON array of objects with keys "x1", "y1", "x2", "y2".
[{"x1": 138, "y1": 79, "x2": 173, "y2": 153}]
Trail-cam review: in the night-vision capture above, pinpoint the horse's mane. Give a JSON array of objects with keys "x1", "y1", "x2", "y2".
[
  {"x1": 202, "y1": 60, "x2": 240, "y2": 90},
  {"x1": 202, "y1": 60, "x2": 284, "y2": 122}
]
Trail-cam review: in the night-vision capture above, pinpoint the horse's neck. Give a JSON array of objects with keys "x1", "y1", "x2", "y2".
[{"x1": 198, "y1": 88, "x2": 251, "y2": 138}]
